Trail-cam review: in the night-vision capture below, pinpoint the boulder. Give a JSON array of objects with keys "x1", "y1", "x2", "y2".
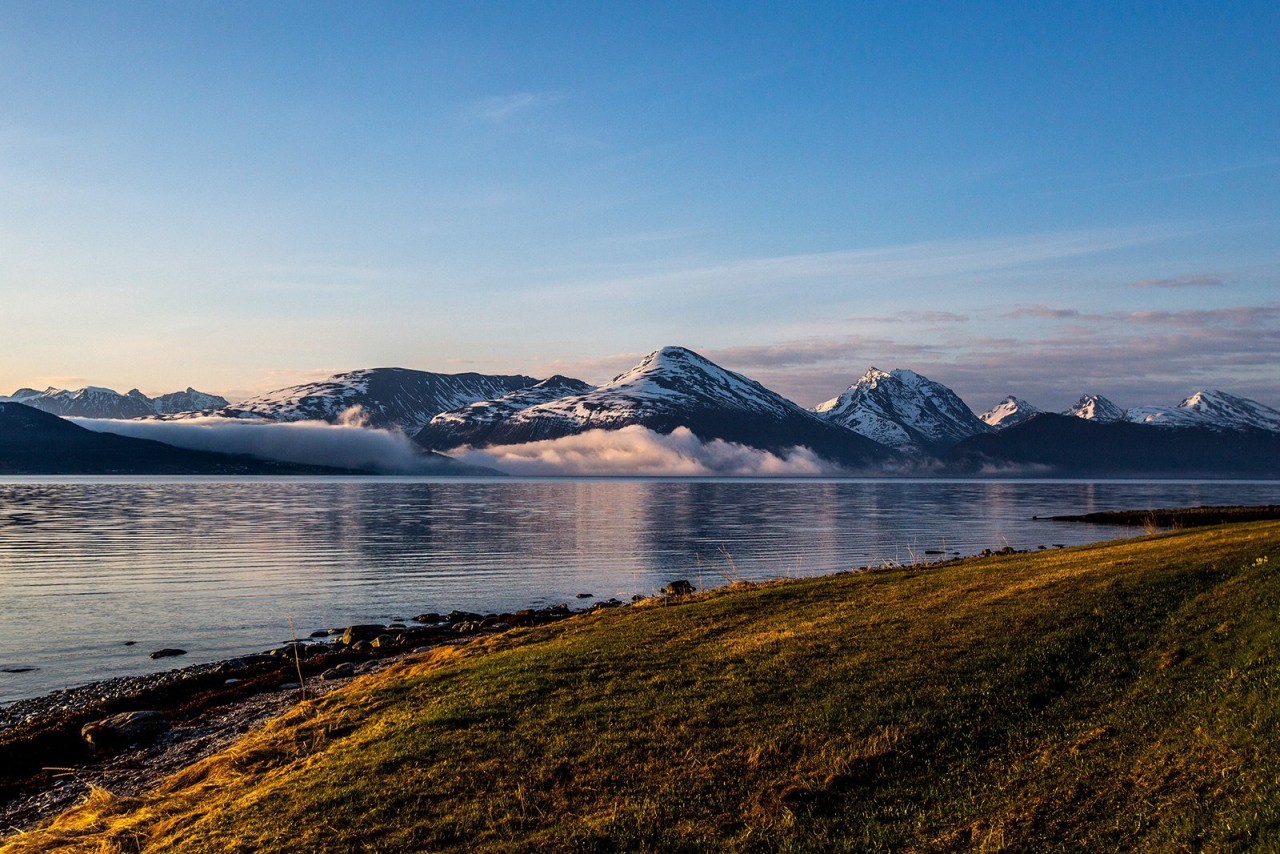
[
  {"x1": 149, "y1": 648, "x2": 187, "y2": 660},
  {"x1": 321, "y1": 663, "x2": 356, "y2": 681},
  {"x1": 663, "y1": 580, "x2": 696, "y2": 596},
  {"x1": 340, "y1": 625, "x2": 386, "y2": 646},
  {"x1": 81, "y1": 710, "x2": 169, "y2": 750}
]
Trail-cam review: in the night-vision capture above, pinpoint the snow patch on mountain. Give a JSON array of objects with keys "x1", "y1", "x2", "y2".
[
  {"x1": 980, "y1": 396, "x2": 1043, "y2": 429},
  {"x1": 811, "y1": 367, "x2": 990, "y2": 453},
  {"x1": 1064, "y1": 394, "x2": 1126, "y2": 423}
]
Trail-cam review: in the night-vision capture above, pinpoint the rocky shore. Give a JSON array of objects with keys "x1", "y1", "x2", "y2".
[{"x1": 0, "y1": 599, "x2": 631, "y2": 835}]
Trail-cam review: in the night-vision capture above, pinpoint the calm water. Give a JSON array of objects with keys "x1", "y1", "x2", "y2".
[{"x1": 2, "y1": 477, "x2": 1278, "y2": 703}]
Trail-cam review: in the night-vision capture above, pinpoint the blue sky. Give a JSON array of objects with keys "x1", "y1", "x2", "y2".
[{"x1": 1, "y1": 1, "x2": 1277, "y2": 411}]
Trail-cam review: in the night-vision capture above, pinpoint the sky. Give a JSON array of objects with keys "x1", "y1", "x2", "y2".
[{"x1": 1, "y1": 1, "x2": 1277, "y2": 412}]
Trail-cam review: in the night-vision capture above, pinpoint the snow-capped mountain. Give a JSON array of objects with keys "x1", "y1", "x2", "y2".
[
  {"x1": 1127, "y1": 389, "x2": 1280, "y2": 433},
  {"x1": 945, "y1": 413, "x2": 1280, "y2": 478},
  {"x1": 220, "y1": 368, "x2": 540, "y2": 434},
  {"x1": 980, "y1": 396, "x2": 1043, "y2": 430},
  {"x1": 1064, "y1": 394, "x2": 1126, "y2": 423},
  {"x1": 1, "y1": 386, "x2": 229, "y2": 420},
  {"x1": 417, "y1": 375, "x2": 596, "y2": 450},
  {"x1": 151, "y1": 387, "x2": 229, "y2": 414},
  {"x1": 811, "y1": 368, "x2": 990, "y2": 453},
  {"x1": 414, "y1": 346, "x2": 891, "y2": 467}
]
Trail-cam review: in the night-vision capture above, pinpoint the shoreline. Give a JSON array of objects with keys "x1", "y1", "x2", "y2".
[{"x1": 0, "y1": 601, "x2": 607, "y2": 835}]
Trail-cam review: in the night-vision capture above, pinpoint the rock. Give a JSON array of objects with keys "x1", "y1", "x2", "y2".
[
  {"x1": 413, "y1": 613, "x2": 442, "y2": 624},
  {"x1": 389, "y1": 622, "x2": 407, "y2": 629},
  {"x1": 340, "y1": 625, "x2": 386, "y2": 646},
  {"x1": 350, "y1": 640, "x2": 373, "y2": 654},
  {"x1": 631, "y1": 594, "x2": 647, "y2": 602},
  {"x1": 0, "y1": 666, "x2": 37, "y2": 673},
  {"x1": 149, "y1": 648, "x2": 187, "y2": 660},
  {"x1": 321, "y1": 663, "x2": 356, "y2": 681},
  {"x1": 308, "y1": 630, "x2": 330, "y2": 638},
  {"x1": 122, "y1": 640, "x2": 137, "y2": 646},
  {"x1": 279, "y1": 682, "x2": 301, "y2": 690},
  {"x1": 354, "y1": 660, "x2": 381, "y2": 675},
  {"x1": 576, "y1": 593, "x2": 594, "y2": 599},
  {"x1": 81, "y1": 710, "x2": 168, "y2": 750},
  {"x1": 663, "y1": 580, "x2": 696, "y2": 596},
  {"x1": 371, "y1": 634, "x2": 400, "y2": 650}
]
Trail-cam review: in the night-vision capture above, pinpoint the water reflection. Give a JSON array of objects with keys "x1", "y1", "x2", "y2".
[{"x1": 2, "y1": 477, "x2": 1279, "y2": 702}]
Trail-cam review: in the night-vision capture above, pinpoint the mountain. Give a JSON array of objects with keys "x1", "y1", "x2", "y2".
[
  {"x1": 1127, "y1": 389, "x2": 1280, "y2": 433},
  {"x1": 811, "y1": 368, "x2": 991, "y2": 454},
  {"x1": 1064, "y1": 394, "x2": 1126, "y2": 423},
  {"x1": 416, "y1": 375, "x2": 596, "y2": 450},
  {"x1": 414, "y1": 346, "x2": 892, "y2": 468},
  {"x1": 944, "y1": 413, "x2": 1280, "y2": 478},
  {"x1": 0, "y1": 402, "x2": 361, "y2": 475},
  {"x1": 2, "y1": 386, "x2": 229, "y2": 419},
  {"x1": 151, "y1": 387, "x2": 229, "y2": 414},
  {"x1": 220, "y1": 368, "x2": 540, "y2": 434},
  {"x1": 979, "y1": 396, "x2": 1043, "y2": 430}
]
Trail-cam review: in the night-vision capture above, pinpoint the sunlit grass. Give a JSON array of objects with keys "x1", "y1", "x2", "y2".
[{"x1": 5, "y1": 522, "x2": 1279, "y2": 852}]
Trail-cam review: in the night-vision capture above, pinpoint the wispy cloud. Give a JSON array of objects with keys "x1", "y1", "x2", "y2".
[
  {"x1": 659, "y1": 304, "x2": 1280, "y2": 411},
  {"x1": 469, "y1": 91, "x2": 563, "y2": 125},
  {"x1": 1131, "y1": 273, "x2": 1228, "y2": 289},
  {"x1": 1003, "y1": 305, "x2": 1083, "y2": 320}
]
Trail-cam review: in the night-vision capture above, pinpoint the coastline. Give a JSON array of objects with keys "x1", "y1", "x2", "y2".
[{"x1": 0, "y1": 602, "x2": 597, "y2": 835}]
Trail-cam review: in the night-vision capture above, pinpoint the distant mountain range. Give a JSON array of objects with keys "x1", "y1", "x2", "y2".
[
  {"x1": 4, "y1": 347, "x2": 1279, "y2": 476},
  {"x1": 2, "y1": 386, "x2": 228, "y2": 419}
]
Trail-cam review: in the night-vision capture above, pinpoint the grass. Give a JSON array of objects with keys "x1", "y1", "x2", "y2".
[{"x1": 5, "y1": 521, "x2": 1280, "y2": 852}]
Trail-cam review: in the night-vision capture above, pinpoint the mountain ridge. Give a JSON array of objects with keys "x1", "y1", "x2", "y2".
[{"x1": 414, "y1": 346, "x2": 893, "y2": 469}]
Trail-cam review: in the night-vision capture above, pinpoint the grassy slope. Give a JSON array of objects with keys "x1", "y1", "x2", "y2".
[{"x1": 6, "y1": 523, "x2": 1280, "y2": 852}]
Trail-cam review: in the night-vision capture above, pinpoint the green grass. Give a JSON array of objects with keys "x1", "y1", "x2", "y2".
[{"x1": 6, "y1": 522, "x2": 1280, "y2": 852}]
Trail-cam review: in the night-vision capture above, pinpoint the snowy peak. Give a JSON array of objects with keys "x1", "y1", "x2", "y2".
[
  {"x1": 152, "y1": 387, "x2": 229, "y2": 414},
  {"x1": 1, "y1": 385, "x2": 228, "y2": 419},
  {"x1": 980, "y1": 396, "x2": 1043, "y2": 429},
  {"x1": 1129, "y1": 389, "x2": 1280, "y2": 432},
  {"x1": 812, "y1": 367, "x2": 990, "y2": 453},
  {"x1": 589, "y1": 346, "x2": 799, "y2": 418},
  {"x1": 1065, "y1": 394, "x2": 1125, "y2": 423},
  {"x1": 1177, "y1": 389, "x2": 1280, "y2": 431},
  {"x1": 223, "y1": 367, "x2": 540, "y2": 434}
]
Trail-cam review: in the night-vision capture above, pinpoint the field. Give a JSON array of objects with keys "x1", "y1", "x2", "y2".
[{"x1": 5, "y1": 521, "x2": 1279, "y2": 852}]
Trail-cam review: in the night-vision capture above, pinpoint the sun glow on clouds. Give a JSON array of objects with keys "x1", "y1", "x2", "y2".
[{"x1": 452, "y1": 426, "x2": 844, "y2": 477}]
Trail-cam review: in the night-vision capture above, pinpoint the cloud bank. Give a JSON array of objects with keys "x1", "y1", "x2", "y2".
[
  {"x1": 452, "y1": 426, "x2": 845, "y2": 477},
  {"x1": 72, "y1": 414, "x2": 451, "y2": 475}
]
